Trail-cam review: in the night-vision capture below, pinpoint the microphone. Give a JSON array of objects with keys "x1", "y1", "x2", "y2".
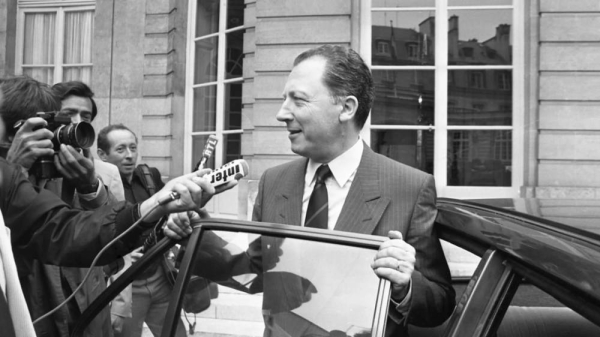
[
  {"x1": 146, "y1": 159, "x2": 250, "y2": 253},
  {"x1": 206, "y1": 159, "x2": 249, "y2": 187},
  {"x1": 156, "y1": 159, "x2": 249, "y2": 205},
  {"x1": 194, "y1": 135, "x2": 218, "y2": 171}
]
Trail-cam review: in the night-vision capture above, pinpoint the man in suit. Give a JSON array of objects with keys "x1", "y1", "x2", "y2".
[{"x1": 252, "y1": 45, "x2": 455, "y2": 336}]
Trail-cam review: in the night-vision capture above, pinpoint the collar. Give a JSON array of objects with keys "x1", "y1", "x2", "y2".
[{"x1": 306, "y1": 138, "x2": 363, "y2": 188}]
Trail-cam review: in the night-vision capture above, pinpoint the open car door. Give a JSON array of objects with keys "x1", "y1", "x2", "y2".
[{"x1": 72, "y1": 218, "x2": 391, "y2": 337}]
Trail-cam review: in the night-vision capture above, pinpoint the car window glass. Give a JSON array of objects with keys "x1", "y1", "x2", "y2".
[
  {"x1": 440, "y1": 239, "x2": 480, "y2": 278},
  {"x1": 185, "y1": 229, "x2": 386, "y2": 337}
]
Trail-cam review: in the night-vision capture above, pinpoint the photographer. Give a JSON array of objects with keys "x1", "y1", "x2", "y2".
[
  {"x1": 0, "y1": 76, "x2": 117, "y2": 337},
  {"x1": 4, "y1": 77, "x2": 109, "y2": 207}
]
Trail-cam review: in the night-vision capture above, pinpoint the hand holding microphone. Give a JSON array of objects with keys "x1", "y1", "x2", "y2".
[
  {"x1": 139, "y1": 169, "x2": 215, "y2": 223},
  {"x1": 152, "y1": 160, "x2": 250, "y2": 240},
  {"x1": 155, "y1": 159, "x2": 250, "y2": 205},
  {"x1": 147, "y1": 132, "x2": 249, "y2": 234}
]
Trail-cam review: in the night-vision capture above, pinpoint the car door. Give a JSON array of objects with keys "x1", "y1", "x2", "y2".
[{"x1": 72, "y1": 218, "x2": 391, "y2": 337}]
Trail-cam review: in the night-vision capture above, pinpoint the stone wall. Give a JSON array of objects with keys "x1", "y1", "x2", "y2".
[{"x1": 534, "y1": 0, "x2": 600, "y2": 198}]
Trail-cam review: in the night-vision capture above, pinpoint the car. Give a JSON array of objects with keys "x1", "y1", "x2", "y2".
[
  {"x1": 410, "y1": 198, "x2": 600, "y2": 337},
  {"x1": 72, "y1": 198, "x2": 600, "y2": 337}
]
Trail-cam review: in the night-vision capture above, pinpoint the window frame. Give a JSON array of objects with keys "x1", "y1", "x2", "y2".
[
  {"x1": 15, "y1": 1, "x2": 95, "y2": 84},
  {"x1": 361, "y1": 0, "x2": 525, "y2": 199},
  {"x1": 183, "y1": 0, "x2": 245, "y2": 172}
]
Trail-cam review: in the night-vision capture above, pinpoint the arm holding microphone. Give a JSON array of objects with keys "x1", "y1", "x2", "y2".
[
  {"x1": 139, "y1": 168, "x2": 217, "y2": 223},
  {"x1": 163, "y1": 159, "x2": 249, "y2": 240},
  {"x1": 0, "y1": 157, "x2": 228, "y2": 267}
]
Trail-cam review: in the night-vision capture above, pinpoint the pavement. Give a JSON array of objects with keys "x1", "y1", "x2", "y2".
[{"x1": 141, "y1": 286, "x2": 263, "y2": 337}]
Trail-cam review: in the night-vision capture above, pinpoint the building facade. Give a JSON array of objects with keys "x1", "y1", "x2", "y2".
[{"x1": 1, "y1": 0, "x2": 599, "y2": 219}]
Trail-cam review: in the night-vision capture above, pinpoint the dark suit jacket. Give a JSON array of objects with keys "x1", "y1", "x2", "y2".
[{"x1": 252, "y1": 144, "x2": 455, "y2": 336}]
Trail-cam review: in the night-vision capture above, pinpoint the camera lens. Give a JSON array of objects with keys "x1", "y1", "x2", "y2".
[{"x1": 56, "y1": 122, "x2": 96, "y2": 149}]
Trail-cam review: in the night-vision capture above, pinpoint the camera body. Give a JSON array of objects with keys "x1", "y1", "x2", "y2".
[{"x1": 27, "y1": 111, "x2": 96, "y2": 180}]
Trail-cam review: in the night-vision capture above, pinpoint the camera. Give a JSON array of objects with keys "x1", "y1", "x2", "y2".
[{"x1": 21, "y1": 111, "x2": 96, "y2": 180}]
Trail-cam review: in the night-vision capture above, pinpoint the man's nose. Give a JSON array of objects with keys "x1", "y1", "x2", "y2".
[
  {"x1": 276, "y1": 100, "x2": 292, "y2": 122},
  {"x1": 125, "y1": 148, "x2": 133, "y2": 158}
]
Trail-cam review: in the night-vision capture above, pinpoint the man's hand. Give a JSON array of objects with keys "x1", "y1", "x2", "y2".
[
  {"x1": 163, "y1": 211, "x2": 198, "y2": 240},
  {"x1": 6, "y1": 117, "x2": 54, "y2": 169},
  {"x1": 111, "y1": 315, "x2": 126, "y2": 335},
  {"x1": 371, "y1": 230, "x2": 416, "y2": 301},
  {"x1": 140, "y1": 168, "x2": 237, "y2": 222},
  {"x1": 130, "y1": 246, "x2": 144, "y2": 263},
  {"x1": 55, "y1": 145, "x2": 98, "y2": 192}
]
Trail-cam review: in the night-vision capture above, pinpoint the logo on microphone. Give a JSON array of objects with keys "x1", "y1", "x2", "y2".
[{"x1": 208, "y1": 159, "x2": 249, "y2": 187}]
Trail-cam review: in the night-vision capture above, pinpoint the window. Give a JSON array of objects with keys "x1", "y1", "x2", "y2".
[
  {"x1": 469, "y1": 71, "x2": 485, "y2": 88},
  {"x1": 462, "y1": 47, "x2": 474, "y2": 58},
  {"x1": 497, "y1": 70, "x2": 512, "y2": 90},
  {"x1": 376, "y1": 40, "x2": 390, "y2": 54},
  {"x1": 185, "y1": 0, "x2": 245, "y2": 171},
  {"x1": 176, "y1": 222, "x2": 390, "y2": 336},
  {"x1": 365, "y1": 0, "x2": 523, "y2": 198},
  {"x1": 406, "y1": 42, "x2": 419, "y2": 58},
  {"x1": 16, "y1": 1, "x2": 95, "y2": 84}
]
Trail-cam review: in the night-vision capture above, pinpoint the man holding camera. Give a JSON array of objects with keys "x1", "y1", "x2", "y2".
[
  {"x1": 2, "y1": 77, "x2": 122, "y2": 337},
  {"x1": 0, "y1": 76, "x2": 121, "y2": 337},
  {"x1": 45, "y1": 81, "x2": 127, "y2": 337},
  {"x1": 5, "y1": 79, "x2": 110, "y2": 206}
]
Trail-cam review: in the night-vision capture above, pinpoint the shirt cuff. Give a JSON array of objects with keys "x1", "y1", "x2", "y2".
[
  {"x1": 78, "y1": 179, "x2": 103, "y2": 200},
  {"x1": 389, "y1": 279, "x2": 413, "y2": 323}
]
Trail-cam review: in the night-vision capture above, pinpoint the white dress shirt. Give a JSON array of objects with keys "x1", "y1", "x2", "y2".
[{"x1": 301, "y1": 139, "x2": 363, "y2": 229}]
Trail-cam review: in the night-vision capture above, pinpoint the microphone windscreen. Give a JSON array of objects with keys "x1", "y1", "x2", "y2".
[{"x1": 207, "y1": 159, "x2": 249, "y2": 187}]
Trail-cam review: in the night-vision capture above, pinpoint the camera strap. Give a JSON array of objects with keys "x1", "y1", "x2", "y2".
[{"x1": 136, "y1": 164, "x2": 157, "y2": 196}]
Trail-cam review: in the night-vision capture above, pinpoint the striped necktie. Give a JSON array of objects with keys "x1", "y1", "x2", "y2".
[{"x1": 305, "y1": 165, "x2": 332, "y2": 229}]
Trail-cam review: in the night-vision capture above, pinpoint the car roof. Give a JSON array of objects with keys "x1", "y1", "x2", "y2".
[
  {"x1": 436, "y1": 197, "x2": 600, "y2": 326},
  {"x1": 454, "y1": 197, "x2": 600, "y2": 239}
]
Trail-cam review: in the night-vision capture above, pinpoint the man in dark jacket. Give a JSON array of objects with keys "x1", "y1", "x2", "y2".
[{"x1": 97, "y1": 124, "x2": 187, "y2": 337}]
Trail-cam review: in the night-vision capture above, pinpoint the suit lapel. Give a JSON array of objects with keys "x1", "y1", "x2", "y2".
[
  {"x1": 335, "y1": 144, "x2": 390, "y2": 234},
  {"x1": 276, "y1": 159, "x2": 307, "y2": 226}
]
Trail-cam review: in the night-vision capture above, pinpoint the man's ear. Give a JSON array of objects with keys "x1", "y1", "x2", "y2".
[
  {"x1": 339, "y1": 95, "x2": 359, "y2": 124},
  {"x1": 97, "y1": 148, "x2": 108, "y2": 161}
]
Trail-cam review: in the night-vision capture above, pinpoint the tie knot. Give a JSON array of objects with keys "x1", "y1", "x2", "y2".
[{"x1": 315, "y1": 165, "x2": 332, "y2": 184}]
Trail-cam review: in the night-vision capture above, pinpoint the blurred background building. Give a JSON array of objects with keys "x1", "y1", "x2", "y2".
[{"x1": 0, "y1": 0, "x2": 598, "y2": 219}]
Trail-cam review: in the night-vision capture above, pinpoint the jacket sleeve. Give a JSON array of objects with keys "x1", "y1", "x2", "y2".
[
  {"x1": 404, "y1": 175, "x2": 455, "y2": 327},
  {"x1": 0, "y1": 158, "x2": 150, "y2": 267},
  {"x1": 251, "y1": 170, "x2": 267, "y2": 222}
]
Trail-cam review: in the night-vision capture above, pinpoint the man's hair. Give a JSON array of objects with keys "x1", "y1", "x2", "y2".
[
  {"x1": 97, "y1": 124, "x2": 137, "y2": 153},
  {"x1": 52, "y1": 81, "x2": 98, "y2": 121},
  {"x1": 0, "y1": 76, "x2": 62, "y2": 138},
  {"x1": 293, "y1": 44, "x2": 374, "y2": 129}
]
